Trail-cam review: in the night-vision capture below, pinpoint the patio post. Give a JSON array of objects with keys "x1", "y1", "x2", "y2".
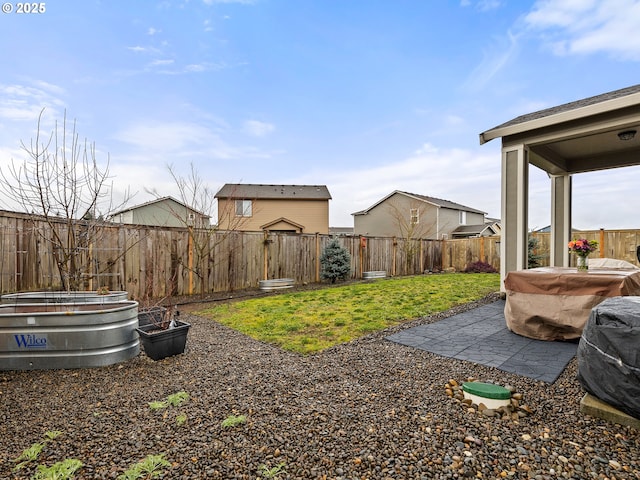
[
  {"x1": 500, "y1": 144, "x2": 529, "y2": 290},
  {"x1": 550, "y1": 174, "x2": 572, "y2": 267}
]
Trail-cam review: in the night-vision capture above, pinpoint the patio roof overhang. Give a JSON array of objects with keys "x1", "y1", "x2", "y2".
[
  {"x1": 480, "y1": 87, "x2": 640, "y2": 175},
  {"x1": 480, "y1": 84, "x2": 640, "y2": 285}
]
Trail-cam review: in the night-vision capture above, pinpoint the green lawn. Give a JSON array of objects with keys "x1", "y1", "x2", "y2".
[{"x1": 194, "y1": 273, "x2": 500, "y2": 354}]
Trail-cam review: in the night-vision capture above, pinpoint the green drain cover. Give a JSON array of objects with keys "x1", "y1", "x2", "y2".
[{"x1": 462, "y1": 382, "x2": 511, "y2": 400}]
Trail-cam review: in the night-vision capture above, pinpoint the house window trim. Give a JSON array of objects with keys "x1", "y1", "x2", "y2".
[
  {"x1": 410, "y1": 208, "x2": 419, "y2": 225},
  {"x1": 459, "y1": 210, "x2": 467, "y2": 225},
  {"x1": 235, "y1": 199, "x2": 253, "y2": 217}
]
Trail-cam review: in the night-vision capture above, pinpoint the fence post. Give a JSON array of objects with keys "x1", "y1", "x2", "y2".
[
  {"x1": 188, "y1": 227, "x2": 194, "y2": 295},
  {"x1": 599, "y1": 228, "x2": 605, "y2": 258},
  {"x1": 88, "y1": 242, "x2": 93, "y2": 291},
  {"x1": 315, "y1": 233, "x2": 320, "y2": 283},
  {"x1": 263, "y1": 231, "x2": 269, "y2": 280},
  {"x1": 392, "y1": 237, "x2": 397, "y2": 276},
  {"x1": 480, "y1": 236, "x2": 485, "y2": 263},
  {"x1": 359, "y1": 236, "x2": 365, "y2": 278}
]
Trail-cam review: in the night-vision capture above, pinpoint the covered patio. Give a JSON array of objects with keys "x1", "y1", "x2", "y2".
[{"x1": 480, "y1": 84, "x2": 640, "y2": 285}]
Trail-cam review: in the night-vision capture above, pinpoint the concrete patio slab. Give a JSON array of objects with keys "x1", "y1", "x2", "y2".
[{"x1": 386, "y1": 299, "x2": 578, "y2": 383}]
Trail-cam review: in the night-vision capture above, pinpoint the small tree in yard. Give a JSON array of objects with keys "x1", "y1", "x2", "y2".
[
  {"x1": 0, "y1": 109, "x2": 131, "y2": 291},
  {"x1": 528, "y1": 234, "x2": 544, "y2": 269},
  {"x1": 320, "y1": 238, "x2": 351, "y2": 284},
  {"x1": 146, "y1": 163, "x2": 249, "y2": 297}
]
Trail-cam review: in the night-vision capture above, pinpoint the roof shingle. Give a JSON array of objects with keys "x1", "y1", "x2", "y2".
[{"x1": 215, "y1": 184, "x2": 332, "y2": 200}]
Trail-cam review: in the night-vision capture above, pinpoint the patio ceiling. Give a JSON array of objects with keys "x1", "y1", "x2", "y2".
[{"x1": 480, "y1": 85, "x2": 640, "y2": 175}]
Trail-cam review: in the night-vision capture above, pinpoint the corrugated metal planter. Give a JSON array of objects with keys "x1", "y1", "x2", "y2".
[
  {"x1": 136, "y1": 320, "x2": 190, "y2": 361},
  {"x1": 363, "y1": 271, "x2": 387, "y2": 279},
  {"x1": 0, "y1": 301, "x2": 139, "y2": 370},
  {"x1": 259, "y1": 278, "x2": 295, "y2": 290},
  {"x1": 1, "y1": 291, "x2": 129, "y2": 304}
]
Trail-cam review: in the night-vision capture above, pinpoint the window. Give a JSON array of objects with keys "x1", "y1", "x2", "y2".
[
  {"x1": 410, "y1": 208, "x2": 419, "y2": 225},
  {"x1": 235, "y1": 199, "x2": 252, "y2": 217},
  {"x1": 459, "y1": 211, "x2": 467, "y2": 225}
]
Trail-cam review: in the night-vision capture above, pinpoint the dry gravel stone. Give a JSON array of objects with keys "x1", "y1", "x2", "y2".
[{"x1": 1, "y1": 294, "x2": 639, "y2": 479}]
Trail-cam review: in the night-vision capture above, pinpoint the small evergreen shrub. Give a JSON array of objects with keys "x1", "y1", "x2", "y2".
[
  {"x1": 463, "y1": 261, "x2": 497, "y2": 273},
  {"x1": 320, "y1": 238, "x2": 351, "y2": 284},
  {"x1": 528, "y1": 234, "x2": 544, "y2": 268}
]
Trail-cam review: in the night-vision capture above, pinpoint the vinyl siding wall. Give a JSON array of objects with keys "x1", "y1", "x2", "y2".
[
  {"x1": 354, "y1": 193, "x2": 485, "y2": 239},
  {"x1": 218, "y1": 198, "x2": 329, "y2": 234}
]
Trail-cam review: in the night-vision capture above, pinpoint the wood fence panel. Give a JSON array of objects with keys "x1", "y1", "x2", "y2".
[
  {"x1": 121, "y1": 227, "x2": 139, "y2": 298},
  {"x1": 3, "y1": 210, "x2": 640, "y2": 298},
  {"x1": 0, "y1": 217, "x2": 17, "y2": 293},
  {"x1": 604, "y1": 230, "x2": 640, "y2": 265}
]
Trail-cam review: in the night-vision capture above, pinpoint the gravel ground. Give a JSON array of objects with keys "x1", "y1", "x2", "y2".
[{"x1": 1, "y1": 293, "x2": 639, "y2": 479}]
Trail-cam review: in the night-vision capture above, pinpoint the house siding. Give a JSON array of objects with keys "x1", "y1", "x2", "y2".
[
  {"x1": 218, "y1": 198, "x2": 329, "y2": 234},
  {"x1": 354, "y1": 192, "x2": 486, "y2": 239},
  {"x1": 113, "y1": 199, "x2": 208, "y2": 228}
]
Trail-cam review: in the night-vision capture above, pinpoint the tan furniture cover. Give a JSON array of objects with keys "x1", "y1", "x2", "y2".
[{"x1": 503, "y1": 267, "x2": 640, "y2": 340}]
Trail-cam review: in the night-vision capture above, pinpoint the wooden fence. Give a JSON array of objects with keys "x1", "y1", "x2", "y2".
[{"x1": 0, "y1": 211, "x2": 638, "y2": 298}]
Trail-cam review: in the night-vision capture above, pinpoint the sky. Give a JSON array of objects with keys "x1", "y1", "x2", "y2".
[{"x1": 2, "y1": 0, "x2": 640, "y2": 230}]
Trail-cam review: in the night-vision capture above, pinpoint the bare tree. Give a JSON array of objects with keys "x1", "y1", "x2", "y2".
[
  {"x1": 0, "y1": 109, "x2": 131, "y2": 291},
  {"x1": 147, "y1": 163, "x2": 249, "y2": 296},
  {"x1": 387, "y1": 198, "x2": 436, "y2": 273}
]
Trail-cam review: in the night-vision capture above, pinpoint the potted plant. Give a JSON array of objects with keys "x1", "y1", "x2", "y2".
[
  {"x1": 137, "y1": 304, "x2": 168, "y2": 327},
  {"x1": 135, "y1": 306, "x2": 191, "y2": 361},
  {"x1": 135, "y1": 270, "x2": 170, "y2": 327}
]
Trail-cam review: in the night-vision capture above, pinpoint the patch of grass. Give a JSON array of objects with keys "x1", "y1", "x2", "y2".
[
  {"x1": 32, "y1": 459, "x2": 83, "y2": 480},
  {"x1": 258, "y1": 462, "x2": 286, "y2": 478},
  {"x1": 221, "y1": 414, "x2": 247, "y2": 428},
  {"x1": 195, "y1": 273, "x2": 499, "y2": 354},
  {"x1": 117, "y1": 454, "x2": 171, "y2": 480}
]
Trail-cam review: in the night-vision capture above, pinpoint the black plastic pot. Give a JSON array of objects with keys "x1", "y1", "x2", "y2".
[{"x1": 136, "y1": 320, "x2": 190, "y2": 360}]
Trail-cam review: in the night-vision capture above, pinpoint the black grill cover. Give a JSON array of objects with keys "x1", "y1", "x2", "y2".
[{"x1": 577, "y1": 296, "x2": 640, "y2": 419}]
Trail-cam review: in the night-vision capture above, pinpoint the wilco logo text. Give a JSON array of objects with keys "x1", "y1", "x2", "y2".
[{"x1": 14, "y1": 334, "x2": 48, "y2": 349}]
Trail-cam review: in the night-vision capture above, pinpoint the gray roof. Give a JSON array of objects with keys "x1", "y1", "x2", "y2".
[
  {"x1": 215, "y1": 184, "x2": 332, "y2": 200},
  {"x1": 493, "y1": 84, "x2": 640, "y2": 130},
  {"x1": 452, "y1": 223, "x2": 498, "y2": 236},
  {"x1": 480, "y1": 83, "x2": 640, "y2": 144},
  {"x1": 353, "y1": 190, "x2": 486, "y2": 216},
  {"x1": 112, "y1": 196, "x2": 207, "y2": 217}
]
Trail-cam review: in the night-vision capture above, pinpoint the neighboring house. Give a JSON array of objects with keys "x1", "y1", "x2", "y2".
[
  {"x1": 353, "y1": 190, "x2": 493, "y2": 239},
  {"x1": 215, "y1": 184, "x2": 331, "y2": 234},
  {"x1": 110, "y1": 197, "x2": 210, "y2": 228},
  {"x1": 451, "y1": 220, "x2": 501, "y2": 238},
  {"x1": 329, "y1": 226, "x2": 355, "y2": 236}
]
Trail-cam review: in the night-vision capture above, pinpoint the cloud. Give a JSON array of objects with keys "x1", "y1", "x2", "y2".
[
  {"x1": 460, "y1": 0, "x2": 502, "y2": 11},
  {"x1": 477, "y1": 0, "x2": 502, "y2": 11},
  {"x1": 0, "y1": 82, "x2": 65, "y2": 124},
  {"x1": 202, "y1": 0, "x2": 257, "y2": 4},
  {"x1": 114, "y1": 121, "x2": 221, "y2": 153},
  {"x1": 466, "y1": 0, "x2": 640, "y2": 93},
  {"x1": 243, "y1": 120, "x2": 275, "y2": 137},
  {"x1": 294, "y1": 143, "x2": 503, "y2": 226},
  {"x1": 525, "y1": 0, "x2": 640, "y2": 60},
  {"x1": 148, "y1": 59, "x2": 175, "y2": 67},
  {"x1": 147, "y1": 27, "x2": 161, "y2": 36},
  {"x1": 145, "y1": 61, "x2": 239, "y2": 75},
  {"x1": 464, "y1": 30, "x2": 520, "y2": 91},
  {"x1": 113, "y1": 119, "x2": 276, "y2": 165},
  {"x1": 127, "y1": 46, "x2": 148, "y2": 53}
]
